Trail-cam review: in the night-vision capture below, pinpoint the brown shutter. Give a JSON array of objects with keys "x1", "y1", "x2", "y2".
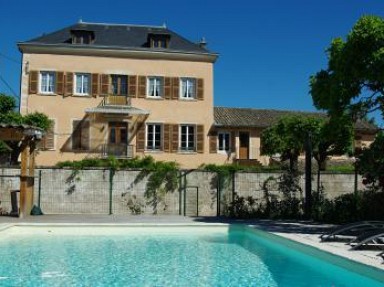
[
  {"x1": 91, "y1": 74, "x2": 99, "y2": 97},
  {"x1": 55, "y1": 72, "x2": 64, "y2": 95},
  {"x1": 81, "y1": 121, "x2": 90, "y2": 150},
  {"x1": 231, "y1": 131, "x2": 236, "y2": 152},
  {"x1": 136, "y1": 123, "x2": 145, "y2": 152},
  {"x1": 138, "y1": 76, "x2": 146, "y2": 98},
  {"x1": 29, "y1": 71, "x2": 38, "y2": 94},
  {"x1": 209, "y1": 131, "x2": 217, "y2": 153},
  {"x1": 128, "y1": 75, "x2": 137, "y2": 97},
  {"x1": 65, "y1": 72, "x2": 73, "y2": 96},
  {"x1": 172, "y1": 77, "x2": 179, "y2": 100},
  {"x1": 100, "y1": 74, "x2": 110, "y2": 96},
  {"x1": 196, "y1": 125, "x2": 204, "y2": 153},
  {"x1": 72, "y1": 120, "x2": 81, "y2": 150},
  {"x1": 39, "y1": 120, "x2": 55, "y2": 150},
  {"x1": 163, "y1": 124, "x2": 170, "y2": 152},
  {"x1": 197, "y1": 78, "x2": 204, "y2": 100},
  {"x1": 164, "y1": 77, "x2": 171, "y2": 100},
  {"x1": 171, "y1": 124, "x2": 179, "y2": 152}
]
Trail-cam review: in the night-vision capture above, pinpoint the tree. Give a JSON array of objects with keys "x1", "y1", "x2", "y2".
[
  {"x1": 310, "y1": 15, "x2": 384, "y2": 120},
  {"x1": 261, "y1": 115, "x2": 324, "y2": 172},
  {"x1": 0, "y1": 93, "x2": 51, "y2": 164}
]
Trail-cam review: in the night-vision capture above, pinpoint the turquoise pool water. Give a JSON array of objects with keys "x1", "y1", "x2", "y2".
[{"x1": 0, "y1": 226, "x2": 382, "y2": 286}]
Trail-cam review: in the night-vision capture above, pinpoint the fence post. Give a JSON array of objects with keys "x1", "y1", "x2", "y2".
[
  {"x1": 232, "y1": 171, "x2": 236, "y2": 203},
  {"x1": 109, "y1": 168, "x2": 114, "y2": 215},
  {"x1": 178, "y1": 170, "x2": 182, "y2": 215},
  {"x1": 183, "y1": 171, "x2": 187, "y2": 216},
  {"x1": 37, "y1": 170, "x2": 42, "y2": 208}
]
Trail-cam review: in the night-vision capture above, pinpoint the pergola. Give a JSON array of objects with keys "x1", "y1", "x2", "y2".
[{"x1": 0, "y1": 123, "x2": 43, "y2": 218}]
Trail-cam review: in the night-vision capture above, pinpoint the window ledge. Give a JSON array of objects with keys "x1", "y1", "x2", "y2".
[
  {"x1": 145, "y1": 97, "x2": 164, "y2": 100},
  {"x1": 179, "y1": 98, "x2": 197, "y2": 102},
  {"x1": 72, "y1": 94, "x2": 92, "y2": 98},
  {"x1": 38, "y1": 93, "x2": 57, "y2": 96}
]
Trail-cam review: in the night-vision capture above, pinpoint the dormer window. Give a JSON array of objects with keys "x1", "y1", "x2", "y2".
[
  {"x1": 148, "y1": 33, "x2": 170, "y2": 49},
  {"x1": 71, "y1": 29, "x2": 95, "y2": 44}
]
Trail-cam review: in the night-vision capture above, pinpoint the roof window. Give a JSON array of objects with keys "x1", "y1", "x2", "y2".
[
  {"x1": 148, "y1": 33, "x2": 170, "y2": 48},
  {"x1": 71, "y1": 29, "x2": 95, "y2": 44}
]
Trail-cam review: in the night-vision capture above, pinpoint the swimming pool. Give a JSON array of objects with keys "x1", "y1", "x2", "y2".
[{"x1": 0, "y1": 224, "x2": 383, "y2": 286}]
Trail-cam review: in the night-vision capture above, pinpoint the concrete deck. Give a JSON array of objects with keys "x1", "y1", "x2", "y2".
[{"x1": 1, "y1": 215, "x2": 383, "y2": 271}]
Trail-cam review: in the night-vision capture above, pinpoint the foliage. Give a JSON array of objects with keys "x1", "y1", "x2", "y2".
[
  {"x1": 261, "y1": 115, "x2": 324, "y2": 171},
  {"x1": 358, "y1": 132, "x2": 384, "y2": 192},
  {"x1": 0, "y1": 93, "x2": 16, "y2": 114},
  {"x1": 57, "y1": 156, "x2": 180, "y2": 214},
  {"x1": 310, "y1": 15, "x2": 384, "y2": 120},
  {"x1": 326, "y1": 164, "x2": 355, "y2": 173}
]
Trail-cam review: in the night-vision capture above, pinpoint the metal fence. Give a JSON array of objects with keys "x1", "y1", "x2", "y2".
[{"x1": 0, "y1": 168, "x2": 363, "y2": 216}]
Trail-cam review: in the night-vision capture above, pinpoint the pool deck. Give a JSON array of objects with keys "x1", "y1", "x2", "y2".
[{"x1": 1, "y1": 215, "x2": 383, "y2": 271}]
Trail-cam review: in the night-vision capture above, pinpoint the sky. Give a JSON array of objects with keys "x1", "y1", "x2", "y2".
[{"x1": 0, "y1": 0, "x2": 383, "y2": 126}]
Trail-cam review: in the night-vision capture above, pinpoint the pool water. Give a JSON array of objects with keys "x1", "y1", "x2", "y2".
[{"x1": 0, "y1": 226, "x2": 382, "y2": 286}]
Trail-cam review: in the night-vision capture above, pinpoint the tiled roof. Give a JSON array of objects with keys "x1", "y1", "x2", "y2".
[
  {"x1": 214, "y1": 107, "x2": 378, "y2": 133},
  {"x1": 20, "y1": 22, "x2": 215, "y2": 55}
]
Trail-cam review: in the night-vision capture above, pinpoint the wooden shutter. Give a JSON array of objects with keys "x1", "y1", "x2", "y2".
[
  {"x1": 136, "y1": 123, "x2": 145, "y2": 152},
  {"x1": 65, "y1": 72, "x2": 73, "y2": 96},
  {"x1": 39, "y1": 120, "x2": 55, "y2": 150},
  {"x1": 91, "y1": 74, "x2": 99, "y2": 97},
  {"x1": 209, "y1": 131, "x2": 217, "y2": 153},
  {"x1": 100, "y1": 74, "x2": 110, "y2": 96},
  {"x1": 55, "y1": 72, "x2": 64, "y2": 95},
  {"x1": 171, "y1": 124, "x2": 179, "y2": 152},
  {"x1": 29, "y1": 71, "x2": 38, "y2": 94},
  {"x1": 138, "y1": 76, "x2": 146, "y2": 98},
  {"x1": 128, "y1": 75, "x2": 137, "y2": 97},
  {"x1": 231, "y1": 131, "x2": 236, "y2": 152},
  {"x1": 196, "y1": 125, "x2": 204, "y2": 153},
  {"x1": 172, "y1": 77, "x2": 179, "y2": 100},
  {"x1": 81, "y1": 121, "x2": 90, "y2": 150},
  {"x1": 72, "y1": 120, "x2": 81, "y2": 150},
  {"x1": 197, "y1": 78, "x2": 204, "y2": 100},
  {"x1": 163, "y1": 124, "x2": 170, "y2": 152},
  {"x1": 164, "y1": 77, "x2": 171, "y2": 99}
]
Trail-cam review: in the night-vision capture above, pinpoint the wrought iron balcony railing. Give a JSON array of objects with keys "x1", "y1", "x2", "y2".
[{"x1": 101, "y1": 144, "x2": 134, "y2": 158}]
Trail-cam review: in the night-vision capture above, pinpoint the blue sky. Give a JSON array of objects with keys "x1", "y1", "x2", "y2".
[{"x1": 1, "y1": 0, "x2": 383, "y2": 126}]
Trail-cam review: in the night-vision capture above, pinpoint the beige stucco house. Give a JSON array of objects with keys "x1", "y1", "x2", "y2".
[{"x1": 18, "y1": 21, "x2": 378, "y2": 168}]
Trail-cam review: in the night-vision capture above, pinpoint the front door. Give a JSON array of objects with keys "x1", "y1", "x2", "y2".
[
  {"x1": 239, "y1": 132, "x2": 249, "y2": 159},
  {"x1": 108, "y1": 122, "x2": 128, "y2": 156}
]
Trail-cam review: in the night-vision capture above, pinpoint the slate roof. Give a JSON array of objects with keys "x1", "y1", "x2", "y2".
[
  {"x1": 214, "y1": 107, "x2": 378, "y2": 133},
  {"x1": 20, "y1": 21, "x2": 215, "y2": 55}
]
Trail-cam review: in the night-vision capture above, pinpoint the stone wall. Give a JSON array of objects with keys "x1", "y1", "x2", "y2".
[{"x1": 0, "y1": 168, "x2": 365, "y2": 216}]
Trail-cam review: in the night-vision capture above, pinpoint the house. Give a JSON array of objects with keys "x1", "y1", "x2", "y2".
[
  {"x1": 18, "y1": 21, "x2": 219, "y2": 168},
  {"x1": 18, "y1": 21, "x2": 378, "y2": 169},
  {"x1": 212, "y1": 107, "x2": 378, "y2": 166}
]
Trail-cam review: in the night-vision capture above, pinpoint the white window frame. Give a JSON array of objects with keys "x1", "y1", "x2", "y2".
[
  {"x1": 147, "y1": 77, "x2": 163, "y2": 98},
  {"x1": 218, "y1": 132, "x2": 230, "y2": 152},
  {"x1": 179, "y1": 78, "x2": 196, "y2": 99},
  {"x1": 179, "y1": 124, "x2": 196, "y2": 152},
  {"x1": 39, "y1": 71, "x2": 55, "y2": 94},
  {"x1": 74, "y1": 73, "x2": 91, "y2": 96},
  {"x1": 146, "y1": 123, "x2": 162, "y2": 151}
]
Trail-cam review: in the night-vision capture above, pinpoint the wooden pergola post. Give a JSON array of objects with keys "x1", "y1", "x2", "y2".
[{"x1": 0, "y1": 125, "x2": 41, "y2": 218}]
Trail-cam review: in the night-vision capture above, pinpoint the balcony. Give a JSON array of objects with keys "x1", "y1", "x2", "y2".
[
  {"x1": 103, "y1": 95, "x2": 131, "y2": 106},
  {"x1": 101, "y1": 144, "x2": 134, "y2": 158}
]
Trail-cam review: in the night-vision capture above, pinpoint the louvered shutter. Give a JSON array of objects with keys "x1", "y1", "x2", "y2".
[
  {"x1": 164, "y1": 77, "x2": 171, "y2": 99},
  {"x1": 138, "y1": 76, "x2": 146, "y2": 98},
  {"x1": 136, "y1": 123, "x2": 145, "y2": 152},
  {"x1": 209, "y1": 132, "x2": 217, "y2": 153},
  {"x1": 91, "y1": 74, "x2": 99, "y2": 97},
  {"x1": 171, "y1": 124, "x2": 179, "y2": 152},
  {"x1": 163, "y1": 124, "x2": 170, "y2": 152},
  {"x1": 172, "y1": 77, "x2": 179, "y2": 100},
  {"x1": 231, "y1": 131, "x2": 236, "y2": 152},
  {"x1": 29, "y1": 71, "x2": 38, "y2": 94},
  {"x1": 65, "y1": 72, "x2": 73, "y2": 96},
  {"x1": 129, "y1": 75, "x2": 137, "y2": 97},
  {"x1": 197, "y1": 78, "x2": 204, "y2": 100},
  {"x1": 56, "y1": 72, "x2": 64, "y2": 95},
  {"x1": 39, "y1": 120, "x2": 55, "y2": 150},
  {"x1": 100, "y1": 74, "x2": 110, "y2": 96},
  {"x1": 81, "y1": 121, "x2": 90, "y2": 150},
  {"x1": 196, "y1": 125, "x2": 204, "y2": 153}
]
